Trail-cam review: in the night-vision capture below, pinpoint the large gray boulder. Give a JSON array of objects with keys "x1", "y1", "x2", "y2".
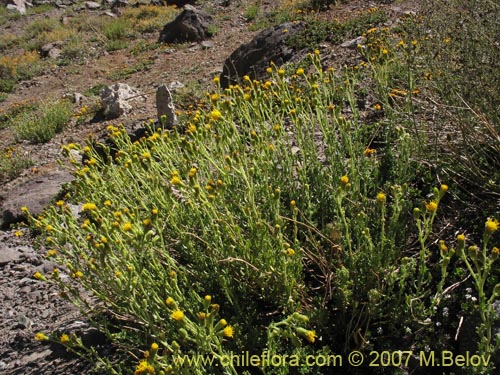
[
  {"x1": 220, "y1": 21, "x2": 306, "y2": 88},
  {"x1": 158, "y1": 5, "x2": 213, "y2": 44},
  {"x1": 0, "y1": 169, "x2": 74, "y2": 229}
]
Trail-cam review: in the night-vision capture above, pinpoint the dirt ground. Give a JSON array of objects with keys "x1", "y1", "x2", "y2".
[{"x1": 0, "y1": 1, "x2": 417, "y2": 374}]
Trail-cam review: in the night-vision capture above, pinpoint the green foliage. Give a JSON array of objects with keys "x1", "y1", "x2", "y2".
[
  {"x1": 0, "y1": 51, "x2": 46, "y2": 93},
  {"x1": 27, "y1": 51, "x2": 453, "y2": 374},
  {"x1": 102, "y1": 18, "x2": 130, "y2": 41},
  {"x1": 414, "y1": 0, "x2": 500, "y2": 205},
  {"x1": 15, "y1": 1, "x2": 500, "y2": 374},
  {"x1": 287, "y1": 8, "x2": 387, "y2": 50},
  {"x1": 0, "y1": 146, "x2": 33, "y2": 183},
  {"x1": 244, "y1": 1, "x2": 261, "y2": 21},
  {"x1": 12, "y1": 99, "x2": 73, "y2": 143}
]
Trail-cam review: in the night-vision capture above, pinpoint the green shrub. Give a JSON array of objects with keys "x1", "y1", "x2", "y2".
[
  {"x1": 413, "y1": 0, "x2": 500, "y2": 218},
  {"x1": 12, "y1": 99, "x2": 73, "y2": 143},
  {"x1": 0, "y1": 51, "x2": 45, "y2": 93},
  {"x1": 102, "y1": 18, "x2": 130, "y2": 41},
  {"x1": 27, "y1": 52, "x2": 453, "y2": 374},
  {"x1": 0, "y1": 146, "x2": 33, "y2": 183}
]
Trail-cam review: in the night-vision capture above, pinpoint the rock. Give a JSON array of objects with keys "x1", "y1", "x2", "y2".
[
  {"x1": 0, "y1": 169, "x2": 74, "y2": 229},
  {"x1": 100, "y1": 83, "x2": 141, "y2": 119},
  {"x1": 341, "y1": 36, "x2": 366, "y2": 49},
  {"x1": 40, "y1": 43, "x2": 63, "y2": 59},
  {"x1": 103, "y1": 10, "x2": 117, "y2": 17},
  {"x1": 166, "y1": 0, "x2": 197, "y2": 6},
  {"x1": 0, "y1": 247, "x2": 22, "y2": 265},
  {"x1": 168, "y1": 81, "x2": 184, "y2": 91},
  {"x1": 201, "y1": 40, "x2": 214, "y2": 49},
  {"x1": 220, "y1": 21, "x2": 306, "y2": 88},
  {"x1": 158, "y1": 5, "x2": 213, "y2": 44},
  {"x1": 73, "y1": 92, "x2": 84, "y2": 105},
  {"x1": 85, "y1": 1, "x2": 100, "y2": 9},
  {"x1": 110, "y1": 0, "x2": 128, "y2": 8},
  {"x1": 6, "y1": 0, "x2": 27, "y2": 14},
  {"x1": 156, "y1": 84, "x2": 178, "y2": 128}
]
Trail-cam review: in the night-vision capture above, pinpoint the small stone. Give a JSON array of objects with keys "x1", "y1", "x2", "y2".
[
  {"x1": 341, "y1": 36, "x2": 366, "y2": 49},
  {"x1": 85, "y1": 1, "x2": 101, "y2": 9},
  {"x1": 201, "y1": 40, "x2": 214, "y2": 49}
]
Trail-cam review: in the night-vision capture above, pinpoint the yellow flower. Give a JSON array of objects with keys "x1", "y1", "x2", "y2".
[
  {"x1": 170, "y1": 176, "x2": 181, "y2": 186},
  {"x1": 165, "y1": 297, "x2": 175, "y2": 306},
  {"x1": 372, "y1": 103, "x2": 382, "y2": 111},
  {"x1": 457, "y1": 233, "x2": 465, "y2": 242},
  {"x1": 14, "y1": 230, "x2": 23, "y2": 237},
  {"x1": 219, "y1": 319, "x2": 228, "y2": 327},
  {"x1": 213, "y1": 76, "x2": 220, "y2": 84},
  {"x1": 56, "y1": 200, "x2": 65, "y2": 207},
  {"x1": 197, "y1": 312, "x2": 207, "y2": 320},
  {"x1": 376, "y1": 192, "x2": 386, "y2": 204},
  {"x1": 82, "y1": 203, "x2": 97, "y2": 212},
  {"x1": 439, "y1": 240, "x2": 448, "y2": 253},
  {"x1": 286, "y1": 248, "x2": 295, "y2": 256},
  {"x1": 296, "y1": 67, "x2": 305, "y2": 75},
  {"x1": 135, "y1": 359, "x2": 155, "y2": 375},
  {"x1": 60, "y1": 334, "x2": 70, "y2": 343},
  {"x1": 364, "y1": 148, "x2": 376, "y2": 157},
  {"x1": 45, "y1": 224, "x2": 54, "y2": 232},
  {"x1": 171, "y1": 309, "x2": 185, "y2": 321},
  {"x1": 278, "y1": 68, "x2": 285, "y2": 76},
  {"x1": 305, "y1": 330, "x2": 316, "y2": 343},
  {"x1": 204, "y1": 295, "x2": 212, "y2": 302},
  {"x1": 485, "y1": 218, "x2": 499, "y2": 234},
  {"x1": 188, "y1": 167, "x2": 197, "y2": 178},
  {"x1": 425, "y1": 201, "x2": 438, "y2": 213},
  {"x1": 35, "y1": 332, "x2": 49, "y2": 341},
  {"x1": 209, "y1": 109, "x2": 222, "y2": 121},
  {"x1": 150, "y1": 342, "x2": 159, "y2": 351},
  {"x1": 440, "y1": 184, "x2": 448, "y2": 193},
  {"x1": 340, "y1": 175, "x2": 349, "y2": 185},
  {"x1": 223, "y1": 326, "x2": 234, "y2": 338},
  {"x1": 152, "y1": 208, "x2": 159, "y2": 215},
  {"x1": 122, "y1": 222, "x2": 133, "y2": 232},
  {"x1": 266, "y1": 67, "x2": 272, "y2": 74},
  {"x1": 142, "y1": 151, "x2": 151, "y2": 160},
  {"x1": 33, "y1": 271, "x2": 44, "y2": 280}
]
